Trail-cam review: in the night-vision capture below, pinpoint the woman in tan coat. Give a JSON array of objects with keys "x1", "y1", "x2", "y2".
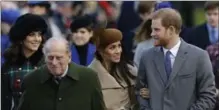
[{"x1": 89, "y1": 28, "x2": 138, "y2": 110}]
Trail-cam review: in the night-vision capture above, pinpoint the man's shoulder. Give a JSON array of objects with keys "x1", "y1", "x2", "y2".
[
  {"x1": 70, "y1": 63, "x2": 99, "y2": 87},
  {"x1": 70, "y1": 63, "x2": 98, "y2": 79},
  {"x1": 192, "y1": 23, "x2": 207, "y2": 31},
  {"x1": 25, "y1": 65, "x2": 46, "y2": 78},
  {"x1": 141, "y1": 47, "x2": 158, "y2": 57},
  {"x1": 183, "y1": 41, "x2": 208, "y2": 58},
  {"x1": 187, "y1": 23, "x2": 207, "y2": 36},
  {"x1": 22, "y1": 65, "x2": 47, "y2": 87}
]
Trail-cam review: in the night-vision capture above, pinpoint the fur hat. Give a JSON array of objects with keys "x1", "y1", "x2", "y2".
[
  {"x1": 70, "y1": 15, "x2": 94, "y2": 32},
  {"x1": 92, "y1": 28, "x2": 123, "y2": 49},
  {"x1": 9, "y1": 13, "x2": 48, "y2": 43}
]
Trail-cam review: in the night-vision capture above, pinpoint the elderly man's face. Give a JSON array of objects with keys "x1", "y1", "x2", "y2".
[{"x1": 45, "y1": 42, "x2": 71, "y2": 76}]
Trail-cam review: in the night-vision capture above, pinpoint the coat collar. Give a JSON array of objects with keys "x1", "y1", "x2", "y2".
[
  {"x1": 40, "y1": 63, "x2": 80, "y2": 84},
  {"x1": 71, "y1": 43, "x2": 96, "y2": 66},
  {"x1": 88, "y1": 58, "x2": 137, "y2": 89},
  {"x1": 16, "y1": 47, "x2": 44, "y2": 66},
  {"x1": 66, "y1": 63, "x2": 80, "y2": 80}
]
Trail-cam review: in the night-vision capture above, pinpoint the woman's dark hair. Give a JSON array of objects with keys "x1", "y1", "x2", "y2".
[
  {"x1": 95, "y1": 42, "x2": 136, "y2": 104},
  {"x1": 3, "y1": 34, "x2": 45, "y2": 64}
]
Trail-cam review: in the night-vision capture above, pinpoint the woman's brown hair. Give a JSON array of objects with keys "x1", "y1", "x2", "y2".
[
  {"x1": 134, "y1": 19, "x2": 152, "y2": 43},
  {"x1": 93, "y1": 28, "x2": 137, "y2": 105}
]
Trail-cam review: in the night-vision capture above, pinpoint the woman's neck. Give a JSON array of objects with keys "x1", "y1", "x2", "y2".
[{"x1": 22, "y1": 48, "x2": 35, "y2": 58}]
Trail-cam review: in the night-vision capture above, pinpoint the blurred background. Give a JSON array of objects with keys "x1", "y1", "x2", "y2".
[
  {"x1": 1, "y1": 2, "x2": 219, "y2": 110},
  {"x1": 0, "y1": 1, "x2": 213, "y2": 62},
  {"x1": 1, "y1": 1, "x2": 207, "y2": 33}
]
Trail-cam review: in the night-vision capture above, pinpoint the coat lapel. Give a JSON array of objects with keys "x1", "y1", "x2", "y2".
[
  {"x1": 71, "y1": 43, "x2": 96, "y2": 66},
  {"x1": 165, "y1": 40, "x2": 188, "y2": 88},
  {"x1": 153, "y1": 47, "x2": 167, "y2": 86},
  {"x1": 71, "y1": 45, "x2": 80, "y2": 65},
  {"x1": 89, "y1": 59, "x2": 121, "y2": 89},
  {"x1": 86, "y1": 43, "x2": 96, "y2": 66}
]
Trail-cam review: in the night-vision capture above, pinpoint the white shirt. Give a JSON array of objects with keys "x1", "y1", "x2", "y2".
[
  {"x1": 54, "y1": 65, "x2": 69, "y2": 78},
  {"x1": 163, "y1": 40, "x2": 181, "y2": 68},
  {"x1": 61, "y1": 65, "x2": 68, "y2": 77}
]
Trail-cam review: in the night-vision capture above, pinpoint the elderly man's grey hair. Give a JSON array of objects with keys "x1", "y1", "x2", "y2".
[{"x1": 42, "y1": 37, "x2": 71, "y2": 55}]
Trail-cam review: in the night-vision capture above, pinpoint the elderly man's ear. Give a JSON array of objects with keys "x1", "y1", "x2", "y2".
[
  {"x1": 140, "y1": 88, "x2": 150, "y2": 99},
  {"x1": 68, "y1": 52, "x2": 72, "y2": 63}
]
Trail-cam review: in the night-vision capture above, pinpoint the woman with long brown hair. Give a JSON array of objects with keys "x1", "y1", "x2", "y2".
[{"x1": 89, "y1": 28, "x2": 138, "y2": 110}]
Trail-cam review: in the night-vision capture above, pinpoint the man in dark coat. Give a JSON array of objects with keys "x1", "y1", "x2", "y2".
[
  {"x1": 17, "y1": 37, "x2": 105, "y2": 110},
  {"x1": 186, "y1": 1, "x2": 219, "y2": 50}
]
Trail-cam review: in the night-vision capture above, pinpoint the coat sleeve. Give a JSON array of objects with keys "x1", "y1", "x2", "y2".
[
  {"x1": 189, "y1": 51, "x2": 217, "y2": 110},
  {"x1": 1, "y1": 72, "x2": 12, "y2": 110},
  {"x1": 1, "y1": 62, "x2": 13, "y2": 110},
  {"x1": 17, "y1": 91, "x2": 30, "y2": 110},
  {"x1": 135, "y1": 53, "x2": 152, "y2": 110},
  {"x1": 90, "y1": 71, "x2": 106, "y2": 110}
]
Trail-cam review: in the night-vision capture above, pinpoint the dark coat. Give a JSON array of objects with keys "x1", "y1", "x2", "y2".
[
  {"x1": 186, "y1": 23, "x2": 211, "y2": 50},
  {"x1": 1, "y1": 49, "x2": 44, "y2": 110},
  {"x1": 17, "y1": 63, "x2": 105, "y2": 110}
]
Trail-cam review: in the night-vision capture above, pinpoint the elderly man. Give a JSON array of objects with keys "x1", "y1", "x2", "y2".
[{"x1": 17, "y1": 37, "x2": 105, "y2": 110}]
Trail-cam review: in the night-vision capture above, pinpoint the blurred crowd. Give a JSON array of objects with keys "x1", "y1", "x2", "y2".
[{"x1": 1, "y1": 1, "x2": 219, "y2": 110}]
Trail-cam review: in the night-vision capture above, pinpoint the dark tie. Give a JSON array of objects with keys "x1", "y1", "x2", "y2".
[
  {"x1": 164, "y1": 51, "x2": 172, "y2": 79},
  {"x1": 53, "y1": 76, "x2": 62, "y2": 85}
]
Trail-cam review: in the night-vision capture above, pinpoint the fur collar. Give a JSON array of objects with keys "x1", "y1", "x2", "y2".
[{"x1": 16, "y1": 48, "x2": 44, "y2": 66}]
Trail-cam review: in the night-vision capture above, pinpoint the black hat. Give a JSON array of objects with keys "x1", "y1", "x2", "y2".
[
  {"x1": 70, "y1": 15, "x2": 94, "y2": 32},
  {"x1": 9, "y1": 13, "x2": 48, "y2": 43}
]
